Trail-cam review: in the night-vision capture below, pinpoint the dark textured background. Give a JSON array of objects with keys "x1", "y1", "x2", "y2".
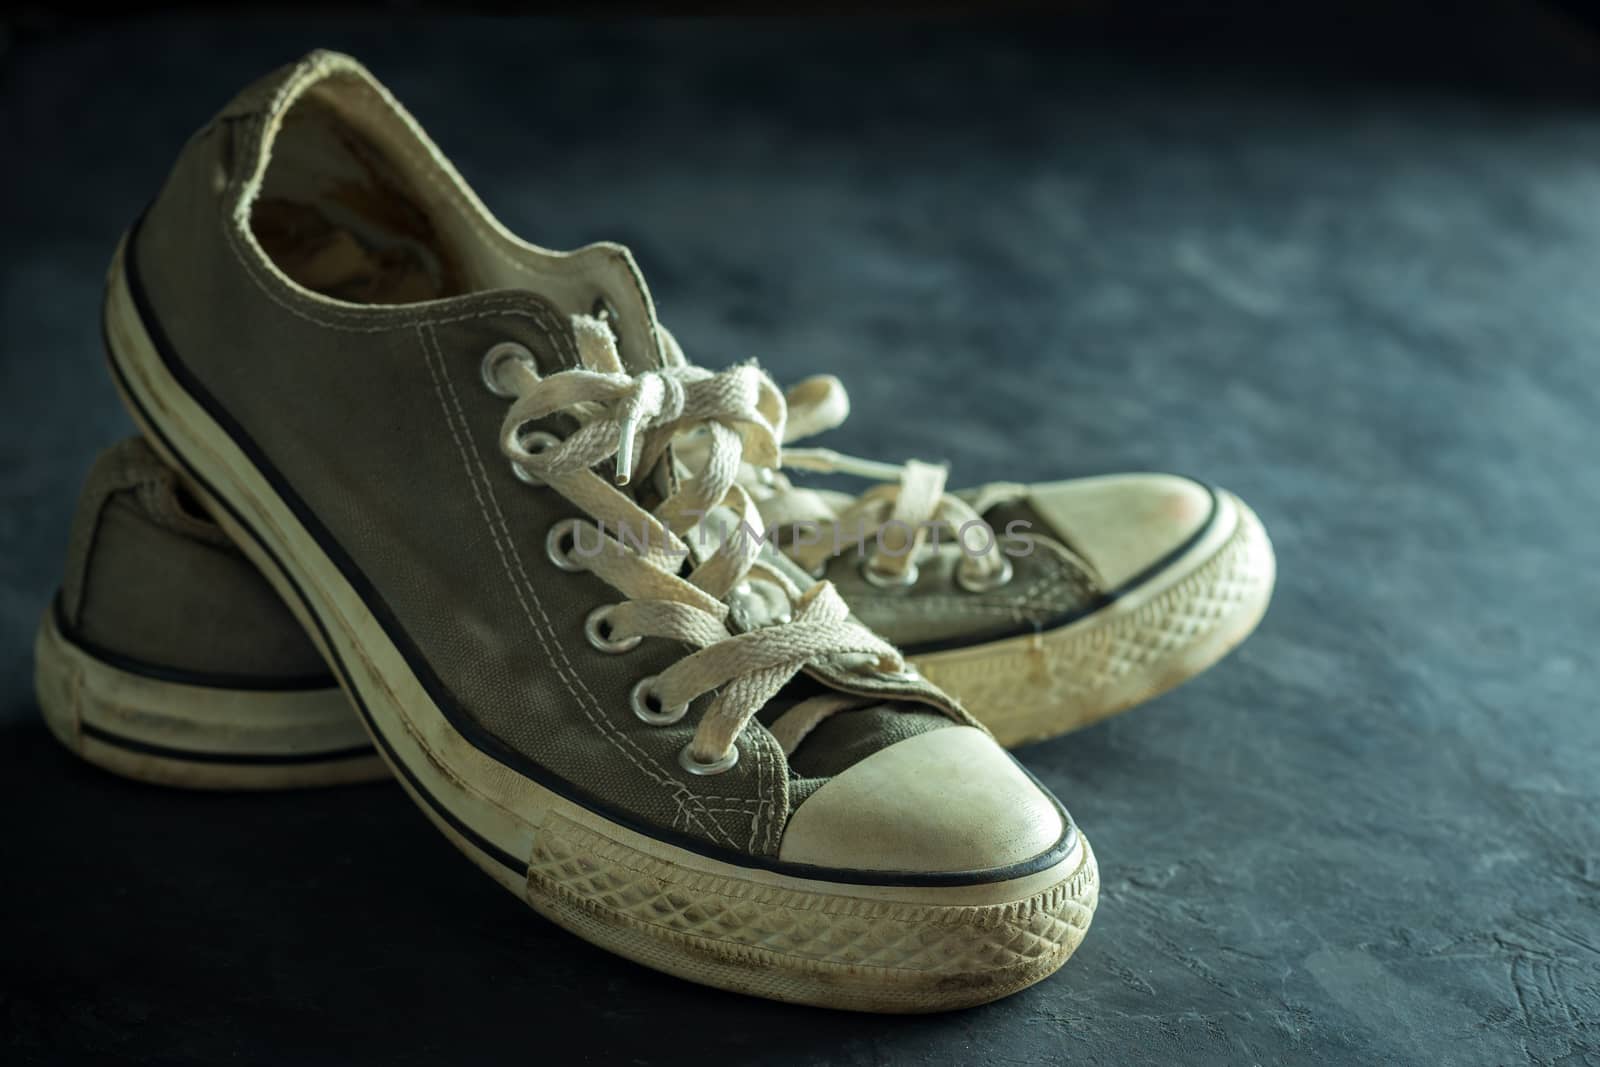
[{"x1": 4, "y1": 8, "x2": 1600, "y2": 1065}]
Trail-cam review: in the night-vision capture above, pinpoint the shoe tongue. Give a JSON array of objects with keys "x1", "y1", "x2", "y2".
[
  {"x1": 755, "y1": 678, "x2": 953, "y2": 780},
  {"x1": 787, "y1": 703, "x2": 953, "y2": 779}
]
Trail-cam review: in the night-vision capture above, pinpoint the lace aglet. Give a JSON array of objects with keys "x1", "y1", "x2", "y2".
[{"x1": 614, "y1": 415, "x2": 638, "y2": 486}]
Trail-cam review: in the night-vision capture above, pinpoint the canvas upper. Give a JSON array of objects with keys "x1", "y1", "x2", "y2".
[{"x1": 58, "y1": 436, "x2": 330, "y2": 685}]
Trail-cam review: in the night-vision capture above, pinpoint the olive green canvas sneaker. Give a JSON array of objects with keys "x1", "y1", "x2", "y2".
[{"x1": 96, "y1": 50, "x2": 1095, "y2": 1011}]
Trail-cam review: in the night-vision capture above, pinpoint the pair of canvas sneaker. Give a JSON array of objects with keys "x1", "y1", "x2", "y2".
[{"x1": 37, "y1": 51, "x2": 1275, "y2": 1012}]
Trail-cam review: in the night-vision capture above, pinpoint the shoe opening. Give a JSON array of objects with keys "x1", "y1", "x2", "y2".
[{"x1": 251, "y1": 74, "x2": 465, "y2": 305}]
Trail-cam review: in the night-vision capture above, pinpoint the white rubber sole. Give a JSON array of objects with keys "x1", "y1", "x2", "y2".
[
  {"x1": 914, "y1": 491, "x2": 1276, "y2": 747},
  {"x1": 34, "y1": 603, "x2": 381, "y2": 790},
  {"x1": 104, "y1": 235, "x2": 1097, "y2": 1012}
]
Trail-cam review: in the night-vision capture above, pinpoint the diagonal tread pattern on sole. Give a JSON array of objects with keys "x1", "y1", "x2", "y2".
[{"x1": 525, "y1": 814, "x2": 1098, "y2": 974}]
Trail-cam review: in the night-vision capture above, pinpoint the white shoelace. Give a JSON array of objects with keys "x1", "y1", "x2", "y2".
[
  {"x1": 656, "y1": 330, "x2": 1012, "y2": 590},
  {"x1": 771, "y1": 385, "x2": 1013, "y2": 589},
  {"x1": 497, "y1": 316, "x2": 906, "y2": 771}
]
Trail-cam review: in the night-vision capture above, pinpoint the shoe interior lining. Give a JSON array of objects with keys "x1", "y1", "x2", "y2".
[
  {"x1": 252, "y1": 76, "x2": 467, "y2": 305},
  {"x1": 248, "y1": 64, "x2": 668, "y2": 357}
]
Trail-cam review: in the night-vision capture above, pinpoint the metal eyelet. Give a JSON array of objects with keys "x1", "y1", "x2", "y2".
[
  {"x1": 481, "y1": 341, "x2": 538, "y2": 398},
  {"x1": 837, "y1": 651, "x2": 918, "y2": 683},
  {"x1": 585, "y1": 606, "x2": 641, "y2": 654},
  {"x1": 546, "y1": 518, "x2": 591, "y2": 572},
  {"x1": 630, "y1": 676, "x2": 688, "y2": 726},
  {"x1": 679, "y1": 741, "x2": 738, "y2": 776},
  {"x1": 860, "y1": 556, "x2": 919, "y2": 589},
  {"x1": 956, "y1": 555, "x2": 1015, "y2": 593},
  {"x1": 510, "y1": 429, "x2": 560, "y2": 487}
]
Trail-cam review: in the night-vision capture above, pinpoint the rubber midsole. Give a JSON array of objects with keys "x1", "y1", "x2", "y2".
[{"x1": 37, "y1": 604, "x2": 369, "y2": 763}]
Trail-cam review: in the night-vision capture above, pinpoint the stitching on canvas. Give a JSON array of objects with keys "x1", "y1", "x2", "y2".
[{"x1": 421, "y1": 324, "x2": 749, "y2": 848}]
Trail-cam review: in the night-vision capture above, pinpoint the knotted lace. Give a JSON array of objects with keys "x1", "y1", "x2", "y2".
[{"x1": 497, "y1": 316, "x2": 907, "y2": 767}]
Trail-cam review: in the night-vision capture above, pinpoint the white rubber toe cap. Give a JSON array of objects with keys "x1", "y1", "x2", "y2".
[
  {"x1": 777, "y1": 726, "x2": 1066, "y2": 875},
  {"x1": 1026, "y1": 473, "x2": 1216, "y2": 589}
]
